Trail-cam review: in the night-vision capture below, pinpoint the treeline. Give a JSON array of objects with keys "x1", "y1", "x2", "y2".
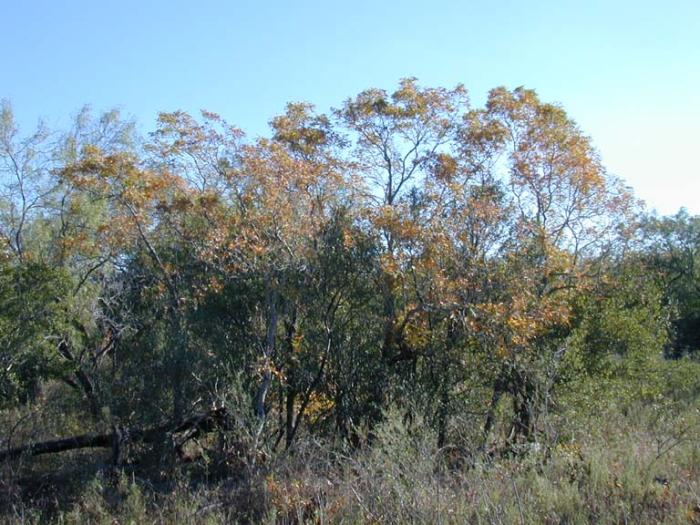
[{"x1": 0, "y1": 79, "x2": 698, "y2": 471}]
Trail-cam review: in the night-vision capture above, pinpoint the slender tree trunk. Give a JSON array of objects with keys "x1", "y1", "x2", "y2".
[
  {"x1": 438, "y1": 321, "x2": 459, "y2": 448},
  {"x1": 285, "y1": 385, "x2": 296, "y2": 448},
  {"x1": 255, "y1": 278, "x2": 277, "y2": 422},
  {"x1": 437, "y1": 387, "x2": 449, "y2": 448},
  {"x1": 482, "y1": 386, "x2": 503, "y2": 444},
  {"x1": 368, "y1": 275, "x2": 397, "y2": 437},
  {"x1": 283, "y1": 313, "x2": 297, "y2": 449},
  {"x1": 510, "y1": 374, "x2": 536, "y2": 444},
  {"x1": 286, "y1": 333, "x2": 331, "y2": 449},
  {"x1": 482, "y1": 370, "x2": 507, "y2": 447},
  {"x1": 171, "y1": 309, "x2": 189, "y2": 424},
  {"x1": 56, "y1": 339, "x2": 102, "y2": 421}
]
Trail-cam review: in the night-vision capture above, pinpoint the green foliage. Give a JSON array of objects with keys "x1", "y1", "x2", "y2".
[
  {"x1": 0, "y1": 262, "x2": 72, "y2": 406},
  {"x1": 568, "y1": 261, "x2": 667, "y2": 371},
  {"x1": 643, "y1": 209, "x2": 700, "y2": 356}
]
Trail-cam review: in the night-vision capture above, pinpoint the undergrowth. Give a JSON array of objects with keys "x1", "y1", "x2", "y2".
[{"x1": 2, "y1": 399, "x2": 699, "y2": 524}]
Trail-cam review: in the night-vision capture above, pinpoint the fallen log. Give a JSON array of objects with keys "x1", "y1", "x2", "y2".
[{"x1": 0, "y1": 407, "x2": 229, "y2": 463}]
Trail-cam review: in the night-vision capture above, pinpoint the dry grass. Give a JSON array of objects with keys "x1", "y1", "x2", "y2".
[{"x1": 2, "y1": 399, "x2": 699, "y2": 525}]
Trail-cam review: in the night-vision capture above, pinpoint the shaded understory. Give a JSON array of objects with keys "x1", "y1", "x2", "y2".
[{"x1": 2, "y1": 394, "x2": 699, "y2": 525}]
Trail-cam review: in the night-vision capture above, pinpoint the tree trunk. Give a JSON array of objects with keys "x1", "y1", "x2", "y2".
[
  {"x1": 254, "y1": 279, "x2": 278, "y2": 422},
  {"x1": 171, "y1": 310, "x2": 189, "y2": 424},
  {"x1": 0, "y1": 407, "x2": 229, "y2": 462},
  {"x1": 56, "y1": 339, "x2": 102, "y2": 421},
  {"x1": 285, "y1": 385, "x2": 296, "y2": 449}
]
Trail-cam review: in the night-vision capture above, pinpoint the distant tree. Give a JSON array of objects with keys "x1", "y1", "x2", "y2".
[{"x1": 642, "y1": 209, "x2": 700, "y2": 356}]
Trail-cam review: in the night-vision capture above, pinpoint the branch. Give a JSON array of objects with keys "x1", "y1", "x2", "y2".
[{"x1": 0, "y1": 407, "x2": 229, "y2": 462}]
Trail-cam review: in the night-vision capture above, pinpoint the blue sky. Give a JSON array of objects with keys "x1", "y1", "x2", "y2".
[{"x1": 2, "y1": 0, "x2": 698, "y2": 214}]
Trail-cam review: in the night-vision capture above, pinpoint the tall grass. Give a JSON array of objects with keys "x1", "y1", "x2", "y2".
[{"x1": 3, "y1": 399, "x2": 698, "y2": 524}]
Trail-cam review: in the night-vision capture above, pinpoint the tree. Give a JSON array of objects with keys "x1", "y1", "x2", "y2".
[
  {"x1": 0, "y1": 81, "x2": 677, "y2": 468},
  {"x1": 642, "y1": 209, "x2": 700, "y2": 356},
  {"x1": 457, "y1": 87, "x2": 636, "y2": 445},
  {"x1": 336, "y1": 78, "x2": 469, "y2": 431}
]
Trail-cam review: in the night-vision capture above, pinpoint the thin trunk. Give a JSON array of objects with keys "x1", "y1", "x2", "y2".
[
  {"x1": 74, "y1": 368, "x2": 101, "y2": 421},
  {"x1": 510, "y1": 376, "x2": 536, "y2": 444},
  {"x1": 283, "y1": 313, "x2": 297, "y2": 449},
  {"x1": 171, "y1": 310, "x2": 188, "y2": 424},
  {"x1": 56, "y1": 339, "x2": 101, "y2": 421},
  {"x1": 286, "y1": 334, "x2": 331, "y2": 449},
  {"x1": 368, "y1": 274, "x2": 397, "y2": 435},
  {"x1": 285, "y1": 386, "x2": 296, "y2": 449},
  {"x1": 255, "y1": 279, "x2": 278, "y2": 422},
  {"x1": 437, "y1": 387, "x2": 449, "y2": 448},
  {"x1": 482, "y1": 372, "x2": 506, "y2": 448}
]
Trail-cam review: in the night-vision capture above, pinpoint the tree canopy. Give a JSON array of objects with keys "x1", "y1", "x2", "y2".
[{"x1": 0, "y1": 81, "x2": 697, "y2": 471}]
